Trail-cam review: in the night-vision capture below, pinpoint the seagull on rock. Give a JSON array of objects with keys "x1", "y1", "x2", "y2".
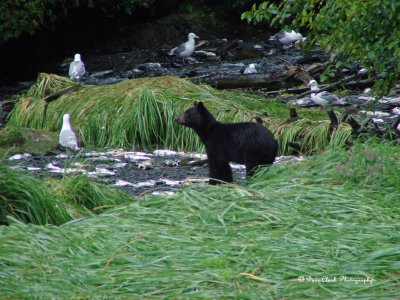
[
  {"x1": 59, "y1": 113, "x2": 81, "y2": 151},
  {"x1": 169, "y1": 33, "x2": 199, "y2": 64},
  {"x1": 269, "y1": 30, "x2": 305, "y2": 48},
  {"x1": 308, "y1": 80, "x2": 341, "y2": 107},
  {"x1": 242, "y1": 63, "x2": 257, "y2": 74},
  {"x1": 69, "y1": 53, "x2": 86, "y2": 82}
]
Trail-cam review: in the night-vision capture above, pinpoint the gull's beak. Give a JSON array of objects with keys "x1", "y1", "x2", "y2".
[{"x1": 194, "y1": 35, "x2": 200, "y2": 39}]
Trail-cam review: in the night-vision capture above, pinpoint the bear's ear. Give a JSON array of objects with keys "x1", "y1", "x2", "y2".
[
  {"x1": 193, "y1": 101, "x2": 198, "y2": 106},
  {"x1": 197, "y1": 101, "x2": 205, "y2": 109}
]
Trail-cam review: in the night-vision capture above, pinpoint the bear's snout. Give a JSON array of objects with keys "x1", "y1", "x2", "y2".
[{"x1": 175, "y1": 114, "x2": 186, "y2": 125}]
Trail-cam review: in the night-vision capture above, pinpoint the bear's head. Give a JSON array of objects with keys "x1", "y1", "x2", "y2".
[{"x1": 175, "y1": 101, "x2": 216, "y2": 130}]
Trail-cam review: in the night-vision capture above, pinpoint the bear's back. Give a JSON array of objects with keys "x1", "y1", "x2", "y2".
[{"x1": 205, "y1": 121, "x2": 278, "y2": 164}]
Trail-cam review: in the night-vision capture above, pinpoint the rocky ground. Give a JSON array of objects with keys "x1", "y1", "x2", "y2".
[{"x1": 4, "y1": 148, "x2": 302, "y2": 197}]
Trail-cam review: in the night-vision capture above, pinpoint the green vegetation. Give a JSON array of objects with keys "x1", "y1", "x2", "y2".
[
  {"x1": 0, "y1": 164, "x2": 133, "y2": 225},
  {"x1": 0, "y1": 140, "x2": 399, "y2": 298},
  {"x1": 242, "y1": 0, "x2": 400, "y2": 94},
  {"x1": 0, "y1": 0, "x2": 58, "y2": 44},
  {"x1": 0, "y1": 0, "x2": 257, "y2": 45},
  {"x1": 0, "y1": 163, "x2": 70, "y2": 225},
  {"x1": 52, "y1": 174, "x2": 132, "y2": 213},
  {"x1": 0, "y1": 127, "x2": 59, "y2": 157},
  {"x1": 0, "y1": 127, "x2": 26, "y2": 147},
  {"x1": 265, "y1": 117, "x2": 352, "y2": 154},
  {"x1": 7, "y1": 73, "x2": 350, "y2": 155},
  {"x1": 0, "y1": 0, "x2": 156, "y2": 44}
]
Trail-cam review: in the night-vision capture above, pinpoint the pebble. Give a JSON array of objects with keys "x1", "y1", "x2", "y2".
[
  {"x1": 153, "y1": 149, "x2": 177, "y2": 156},
  {"x1": 372, "y1": 118, "x2": 384, "y2": 123},
  {"x1": 133, "y1": 180, "x2": 156, "y2": 188},
  {"x1": 392, "y1": 107, "x2": 400, "y2": 115},
  {"x1": 137, "y1": 160, "x2": 154, "y2": 170},
  {"x1": 151, "y1": 191, "x2": 175, "y2": 196},
  {"x1": 114, "y1": 163, "x2": 128, "y2": 168},
  {"x1": 114, "y1": 179, "x2": 134, "y2": 187},
  {"x1": 27, "y1": 167, "x2": 41, "y2": 171},
  {"x1": 8, "y1": 153, "x2": 31, "y2": 160},
  {"x1": 160, "y1": 178, "x2": 182, "y2": 186},
  {"x1": 125, "y1": 154, "x2": 152, "y2": 161},
  {"x1": 164, "y1": 160, "x2": 179, "y2": 167}
]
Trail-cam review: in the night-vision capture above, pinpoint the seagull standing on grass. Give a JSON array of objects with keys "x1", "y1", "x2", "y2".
[
  {"x1": 242, "y1": 63, "x2": 257, "y2": 74},
  {"x1": 69, "y1": 54, "x2": 86, "y2": 82},
  {"x1": 307, "y1": 80, "x2": 340, "y2": 107},
  {"x1": 169, "y1": 33, "x2": 199, "y2": 64},
  {"x1": 59, "y1": 113, "x2": 81, "y2": 151}
]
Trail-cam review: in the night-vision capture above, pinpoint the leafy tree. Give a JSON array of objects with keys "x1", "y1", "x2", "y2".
[
  {"x1": 0, "y1": 0, "x2": 59, "y2": 44},
  {"x1": 0, "y1": 0, "x2": 156, "y2": 45},
  {"x1": 242, "y1": 0, "x2": 400, "y2": 94}
]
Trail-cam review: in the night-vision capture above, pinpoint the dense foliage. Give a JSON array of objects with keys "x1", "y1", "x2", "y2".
[
  {"x1": 242, "y1": 0, "x2": 400, "y2": 94},
  {"x1": 0, "y1": 0, "x2": 156, "y2": 44},
  {"x1": 0, "y1": 0, "x2": 258, "y2": 46},
  {"x1": 0, "y1": 0, "x2": 58, "y2": 43}
]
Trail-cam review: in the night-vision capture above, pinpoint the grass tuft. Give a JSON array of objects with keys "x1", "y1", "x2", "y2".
[
  {"x1": 265, "y1": 117, "x2": 353, "y2": 154},
  {"x1": 0, "y1": 127, "x2": 59, "y2": 157},
  {"x1": 52, "y1": 174, "x2": 133, "y2": 212},
  {"x1": 0, "y1": 163, "x2": 70, "y2": 225},
  {"x1": 0, "y1": 127, "x2": 26, "y2": 147},
  {"x1": 0, "y1": 162, "x2": 134, "y2": 225}
]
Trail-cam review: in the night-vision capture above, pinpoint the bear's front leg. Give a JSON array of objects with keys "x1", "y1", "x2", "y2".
[
  {"x1": 245, "y1": 163, "x2": 260, "y2": 177},
  {"x1": 208, "y1": 159, "x2": 233, "y2": 185}
]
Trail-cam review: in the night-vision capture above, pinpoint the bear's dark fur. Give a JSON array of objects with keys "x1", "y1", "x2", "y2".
[{"x1": 176, "y1": 101, "x2": 278, "y2": 184}]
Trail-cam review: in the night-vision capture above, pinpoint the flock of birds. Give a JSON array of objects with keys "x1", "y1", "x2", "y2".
[{"x1": 61, "y1": 30, "x2": 343, "y2": 150}]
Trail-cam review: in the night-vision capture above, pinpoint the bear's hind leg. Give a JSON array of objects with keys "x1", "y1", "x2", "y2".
[{"x1": 208, "y1": 159, "x2": 233, "y2": 185}]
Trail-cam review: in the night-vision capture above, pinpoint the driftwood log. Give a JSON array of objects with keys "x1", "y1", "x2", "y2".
[
  {"x1": 44, "y1": 86, "x2": 80, "y2": 102},
  {"x1": 216, "y1": 40, "x2": 240, "y2": 58},
  {"x1": 191, "y1": 66, "x2": 306, "y2": 89}
]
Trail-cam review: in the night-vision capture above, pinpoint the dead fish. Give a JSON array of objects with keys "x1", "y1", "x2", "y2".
[
  {"x1": 137, "y1": 160, "x2": 154, "y2": 170},
  {"x1": 164, "y1": 160, "x2": 179, "y2": 167}
]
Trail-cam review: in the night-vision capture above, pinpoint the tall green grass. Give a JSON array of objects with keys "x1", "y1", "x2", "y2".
[
  {"x1": 265, "y1": 117, "x2": 353, "y2": 154},
  {"x1": 0, "y1": 140, "x2": 399, "y2": 298},
  {"x1": 0, "y1": 163, "x2": 70, "y2": 225},
  {"x1": 7, "y1": 73, "x2": 351, "y2": 154},
  {"x1": 52, "y1": 174, "x2": 132, "y2": 212},
  {"x1": 0, "y1": 163, "x2": 134, "y2": 225},
  {"x1": 8, "y1": 74, "x2": 246, "y2": 151}
]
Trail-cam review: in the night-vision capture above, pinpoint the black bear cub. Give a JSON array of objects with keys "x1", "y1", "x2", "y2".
[{"x1": 176, "y1": 101, "x2": 278, "y2": 184}]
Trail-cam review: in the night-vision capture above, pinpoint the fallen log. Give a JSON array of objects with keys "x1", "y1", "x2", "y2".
[
  {"x1": 216, "y1": 40, "x2": 240, "y2": 58},
  {"x1": 263, "y1": 86, "x2": 309, "y2": 96},
  {"x1": 44, "y1": 86, "x2": 80, "y2": 102},
  {"x1": 191, "y1": 66, "x2": 304, "y2": 89}
]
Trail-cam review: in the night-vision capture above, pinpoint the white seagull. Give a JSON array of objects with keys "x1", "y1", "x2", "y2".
[
  {"x1": 307, "y1": 80, "x2": 340, "y2": 107},
  {"x1": 243, "y1": 63, "x2": 257, "y2": 74},
  {"x1": 59, "y1": 113, "x2": 81, "y2": 151},
  {"x1": 69, "y1": 53, "x2": 86, "y2": 82},
  {"x1": 169, "y1": 33, "x2": 199, "y2": 64},
  {"x1": 269, "y1": 30, "x2": 305, "y2": 47}
]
